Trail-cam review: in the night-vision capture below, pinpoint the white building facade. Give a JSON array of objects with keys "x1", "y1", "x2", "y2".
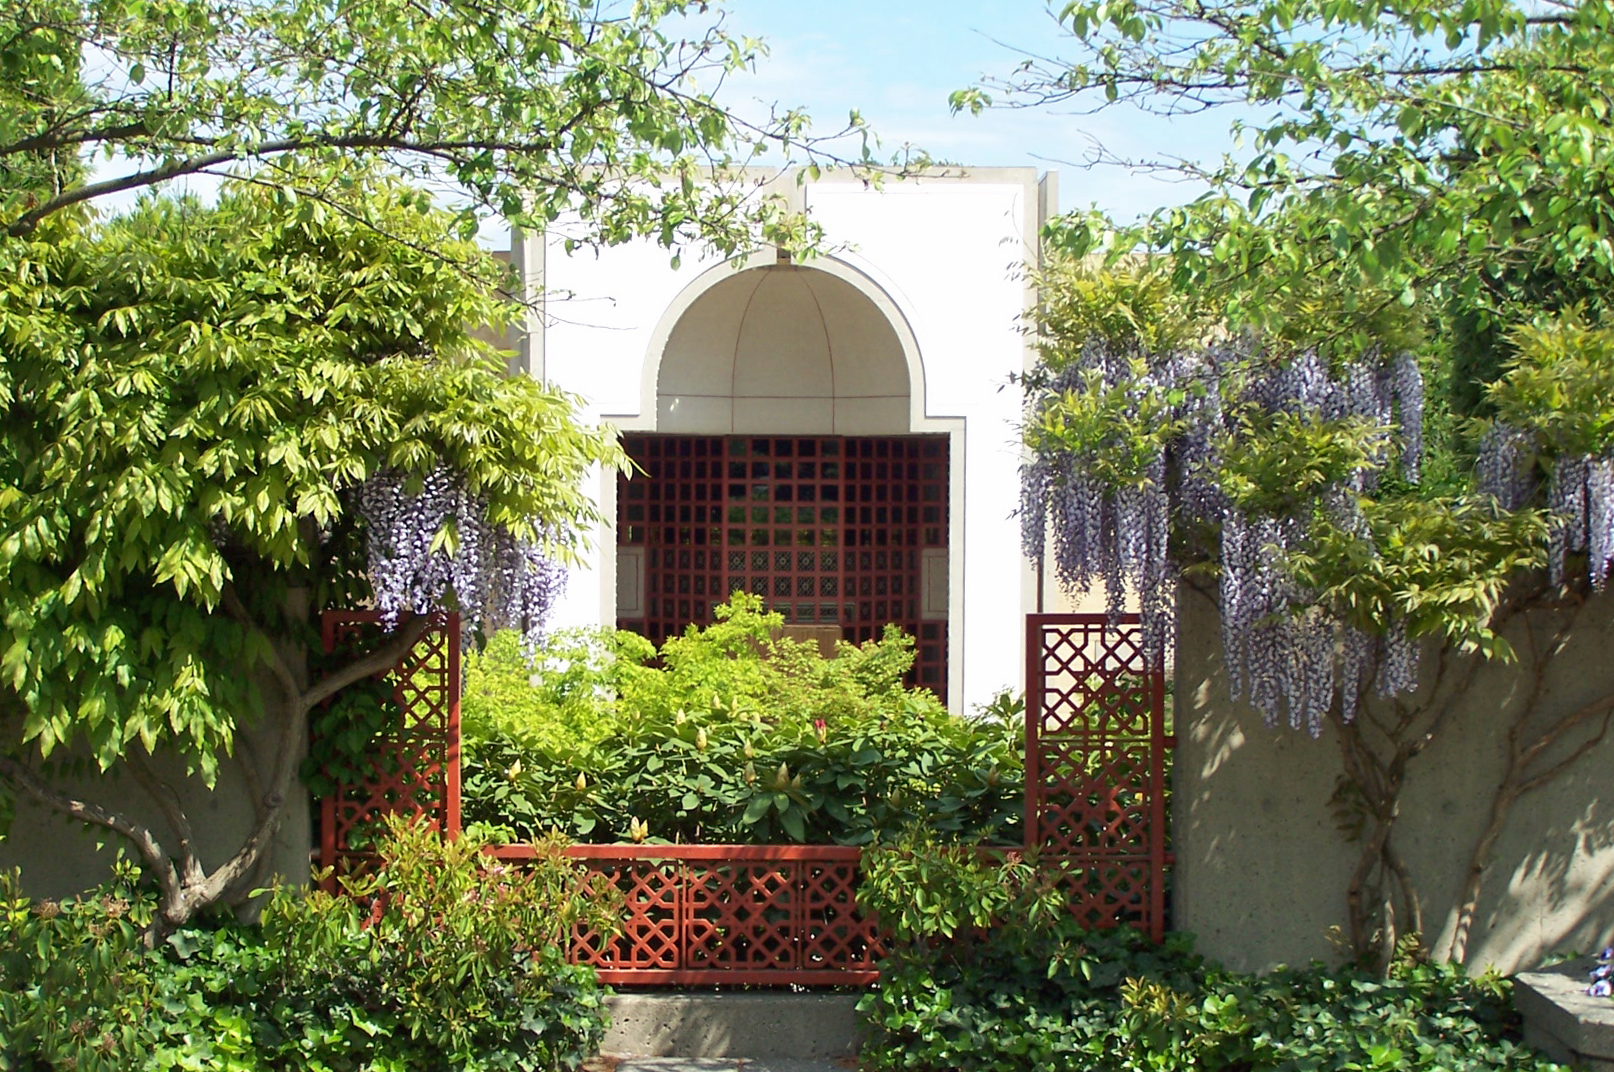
[{"x1": 517, "y1": 168, "x2": 1067, "y2": 712}]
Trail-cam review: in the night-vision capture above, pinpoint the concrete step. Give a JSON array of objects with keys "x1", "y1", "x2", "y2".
[{"x1": 599, "y1": 993, "x2": 863, "y2": 1062}]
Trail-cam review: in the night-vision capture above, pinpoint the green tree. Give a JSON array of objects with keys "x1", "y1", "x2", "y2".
[
  {"x1": 0, "y1": 0, "x2": 873, "y2": 938},
  {"x1": 972, "y1": 0, "x2": 1614, "y2": 346},
  {"x1": 0, "y1": 174, "x2": 624, "y2": 937},
  {"x1": 1, "y1": 0, "x2": 861, "y2": 252},
  {"x1": 990, "y1": 0, "x2": 1614, "y2": 966}
]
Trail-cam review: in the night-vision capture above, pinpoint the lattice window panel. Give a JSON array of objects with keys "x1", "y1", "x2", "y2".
[
  {"x1": 314, "y1": 612, "x2": 461, "y2": 890},
  {"x1": 1025, "y1": 614, "x2": 1172, "y2": 940},
  {"x1": 841, "y1": 436, "x2": 949, "y2": 695},
  {"x1": 618, "y1": 434, "x2": 949, "y2": 699}
]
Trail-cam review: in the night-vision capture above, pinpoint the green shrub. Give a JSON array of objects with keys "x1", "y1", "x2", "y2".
[
  {"x1": 462, "y1": 595, "x2": 1024, "y2": 845},
  {"x1": 247, "y1": 818, "x2": 617, "y2": 1071},
  {"x1": 0, "y1": 862, "x2": 161, "y2": 1072},
  {"x1": 857, "y1": 838, "x2": 1565, "y2": 1072},
  {"x1": 462, "y1": 629, "x2": 647, "y2": 762},
  {"x1": 0, "y1": 822, "x2": 614, "y2": 1072}
]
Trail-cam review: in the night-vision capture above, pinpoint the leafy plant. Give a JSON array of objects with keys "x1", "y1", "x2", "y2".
[
  {"x1": 0, "y1": 862, "x2": 159, "y2": 1072},
  {"x1": 858, "y1": 844, "x2": 1565, "y2": 1072},
  {"x1": 0, "y1": 821, "x2": 614, "y2": 1071},
  {"x1": 252, "y1": 817, "x2": 619, "y2": 1071},
  {"x1": 462, "y1": 596, "x2": 1024, "y2": 846}
]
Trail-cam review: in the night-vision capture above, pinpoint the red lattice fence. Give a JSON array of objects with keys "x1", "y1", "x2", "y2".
[
  {"x1": 317, "y1": 611, "x2": 461, "y2": 891},
  {"x1": 487, "y1": 844, "x2": 881, "y2": 986},
  {"x1": 1025, "y1": 613, "x2": 1173, "y2": 941}
]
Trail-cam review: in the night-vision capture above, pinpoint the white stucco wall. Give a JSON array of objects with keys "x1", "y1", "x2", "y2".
[{"x1": 524, "y1": 168, "x2": 1048, "y2": 712}]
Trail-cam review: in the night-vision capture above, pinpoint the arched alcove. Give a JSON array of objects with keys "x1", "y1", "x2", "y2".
[
  {"x1": 656, "y1": 264, "x2": 911, "y2": 434},
  {"x1": 615, "y1": 259, "x2": 952, "y2": 698}
]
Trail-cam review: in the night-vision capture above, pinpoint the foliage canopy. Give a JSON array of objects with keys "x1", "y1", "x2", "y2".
[{"x1": 1, "y1": 0, "x2": 860, "y2": 254}]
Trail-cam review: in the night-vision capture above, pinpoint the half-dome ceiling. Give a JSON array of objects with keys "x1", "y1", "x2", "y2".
[{"x1": 657, "y1": 265, "x2": 911, "y2": 434}]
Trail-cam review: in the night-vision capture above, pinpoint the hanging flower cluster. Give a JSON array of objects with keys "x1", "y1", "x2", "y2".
[
  {"x1": 1022, "y1": 337, "x2": 1425, "y2": 735},
  {"x1": 1475, "y1": 430, "x2": 1614, "y2": 592},
  {"x1": 355, "y1": 465, "x2": 566, "y2": 653}
]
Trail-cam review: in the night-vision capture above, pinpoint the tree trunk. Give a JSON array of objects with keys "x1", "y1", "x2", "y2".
[{"x1": 0, "y1": 613, "x2": 429, "y2": 942}]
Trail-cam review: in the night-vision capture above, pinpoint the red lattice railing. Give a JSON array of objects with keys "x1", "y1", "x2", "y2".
[
  {"x1": 313, "y1": 610, "x2": 1174, "y2": 985},
  {"x1": 488, "y1": 843, "x2": 881, "y2": 986},
  {"x1": 1026, "y1": 613, "x2": 1174, "y2": 942}
]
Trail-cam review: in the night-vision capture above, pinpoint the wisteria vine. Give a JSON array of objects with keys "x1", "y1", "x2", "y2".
[
  {"x1": 1022, "y1": 338, "x2": 1426, "y2": 735},
  {"x1": 355, "y1": 465, "x2": 566, "y2": 653},
  {"x1": 1475, "y1": 424, "x2": 1614, "y2": 592}
]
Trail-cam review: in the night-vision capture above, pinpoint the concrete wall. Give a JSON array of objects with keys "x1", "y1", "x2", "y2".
[
  {"x1": 1, "y1": 713, "x2": 311, "y2": 900},
  {"x1": 1174, "y1": 582, "x2": 1614, "y2": 975}
]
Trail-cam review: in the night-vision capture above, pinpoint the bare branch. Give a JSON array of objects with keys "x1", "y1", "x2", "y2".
[
  {"x1": 0, "y1": 752, "x2": 179, "y2": 898},
  {"x1": 125, "y1": 750, "x2": 203, "y2": 886}
]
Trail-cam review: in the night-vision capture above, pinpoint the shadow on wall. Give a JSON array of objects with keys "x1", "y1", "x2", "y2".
[
  {"x1": 1173, "y1": 581, "x2": 1614, "y2": 975},
  {"x1": 0, "y1": 712, "x2": 310, "y2": 902}
]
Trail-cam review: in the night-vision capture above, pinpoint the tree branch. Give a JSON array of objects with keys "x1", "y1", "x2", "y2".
[
  {"x1": 0, "y1": 752, "x2": 180, "y2": 901},
  {"x1": 220, "y1": 581, "x2": 301, "y2": 707},
  {"x1": 197, "y1": 614, "x2": 432, "y2": 907},
  {"x1": 125, "y1": 750, "x2": 203, "y2": 886},
  {"x1": 297, "y1": 614, "x2": 432, "y2": 713}
]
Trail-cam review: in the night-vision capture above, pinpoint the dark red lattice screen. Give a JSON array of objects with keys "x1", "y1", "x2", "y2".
[
  {"x1": 316, "y1": 611, "x2": 460, "y2": 890},
  {"x1": 1025, "y1": 614, "x2": 1173, "y2": 941},
  {"x1": 617, "y1": 435, "x2": 949, "y2": 697},
  {"x1": 486, "y1": 844, "x2": 881, "y2": 985}
]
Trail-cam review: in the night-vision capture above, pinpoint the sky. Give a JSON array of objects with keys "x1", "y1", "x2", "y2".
[{"x1": 706, "y1": 0, "x2": 1237, "y2": 222}]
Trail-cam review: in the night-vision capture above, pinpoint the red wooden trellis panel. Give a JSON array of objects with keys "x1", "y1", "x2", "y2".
[
  {"x1": 316, "y1": 611, "x2": 460, "y2": 891},
  {"x1": 1025, "y1": 613, "x2": 1173, "y2": 941},
  {"x1": 616, "y1": 434, "x2": 949, "y2": 698},
  {"x1": 486, "y1": 843, "x2": 882, "y2": 986}
]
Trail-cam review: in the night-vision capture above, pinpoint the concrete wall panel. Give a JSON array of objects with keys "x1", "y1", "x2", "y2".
[
  {"x1": 1175, "y1": 582, "x2": 1614, "y2": 974},
  {"x1": 2, "y1": 710, "x2": 311, "y2": 901}
]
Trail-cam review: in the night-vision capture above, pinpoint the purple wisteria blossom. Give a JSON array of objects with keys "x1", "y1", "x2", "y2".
[
  {"x1": 1021, "y1": 337, "x2": 1426, "y2": 735},
  {"x1": 356, "y1": 465, "x2": 565, "y2": 655}
]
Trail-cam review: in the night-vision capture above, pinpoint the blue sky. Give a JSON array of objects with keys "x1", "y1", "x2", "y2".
[{"x1": 712, "y1": 0, "x2": 1236, "y2": 222}]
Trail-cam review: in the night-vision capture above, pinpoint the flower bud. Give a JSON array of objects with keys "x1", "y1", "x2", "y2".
[
  {"x1": 743, "y1": 760, "x2": 757, "y2": 785},
  {"x1": 696, "y1": 727, "x2": 709, "y2": 752},
  {"x1": 675, "y1": 709, "x2": 687, "y2": 726},
  {"x1": 575, "y1": 771, "x2": 587, "y2": 792},
  {"x1": 774, "y1": 763, "x2": 791, "y2": 791},
  {"x1": 629, "y1": 817, "x2": 648, "y2": 843},
  {"x1": 506, "y1": 759, "x2": 522, "y2": 783},
  {"x1": 743, "y1": 741, "x2": 755, "y2": 758}
]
